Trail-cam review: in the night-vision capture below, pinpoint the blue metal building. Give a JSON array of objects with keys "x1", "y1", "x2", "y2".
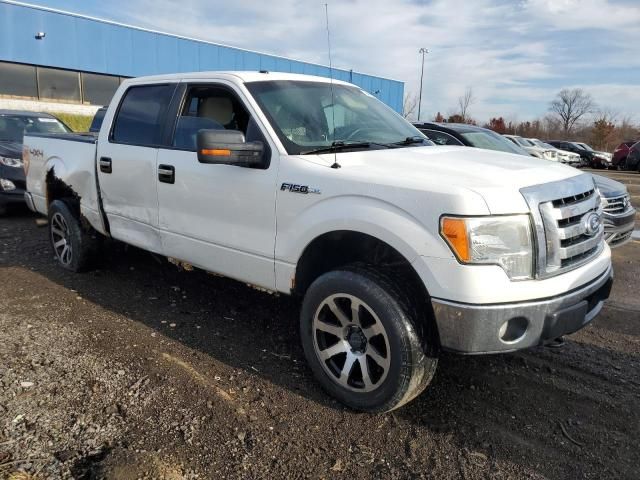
[{"x1": 0, "y1": 0, "x2": 404, "y2": 111}]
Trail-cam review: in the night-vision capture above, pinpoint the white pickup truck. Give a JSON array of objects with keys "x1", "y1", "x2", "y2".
[{"x1": 23, "y1": 72, "x2": 613, "y2": 412}]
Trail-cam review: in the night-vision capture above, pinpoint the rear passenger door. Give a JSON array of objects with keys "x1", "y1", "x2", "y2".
[{"x1": 97, "y1": 83, "x2": 177, "y2": 253}]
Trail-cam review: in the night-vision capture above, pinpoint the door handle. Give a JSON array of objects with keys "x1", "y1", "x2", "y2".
[
  {"x1": 158, "y1": 164, "x2": 175, "y2": 184},
  {"x1": 99, "y1": 157, "x2": 112, "y2": 174}
]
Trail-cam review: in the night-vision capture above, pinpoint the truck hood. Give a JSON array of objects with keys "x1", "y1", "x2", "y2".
[
  {"x1": 313, "y1": 145, "x2": 585, "y2": 214},
  {"x1": 592, "y1": 173, "x2": 627, "y2": 198}
]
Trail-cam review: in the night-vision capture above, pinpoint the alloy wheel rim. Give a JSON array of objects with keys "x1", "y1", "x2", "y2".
[
  {"x1": 312, "y1": 293, "x2": 391, "y2": 393},
  {"x1": 51, "y1": 212, "x2": 72, "y2": 266}
]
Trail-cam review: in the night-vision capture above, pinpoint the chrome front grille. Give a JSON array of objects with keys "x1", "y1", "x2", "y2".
[
  {"x1": 521, "y1": 174, "x2": 604, "y2": 278},
  {"x1": 602, "y1": 193, "x2": 631, "y2": 215}
]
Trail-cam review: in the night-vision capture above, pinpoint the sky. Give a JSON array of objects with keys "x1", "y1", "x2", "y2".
[{"x1": 21, "y1": 0, "x2": 640, "y2": 122}]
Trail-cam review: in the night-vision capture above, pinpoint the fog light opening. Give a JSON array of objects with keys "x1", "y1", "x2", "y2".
[{"x1": 499, "y1": 317, "x2": 528, "y2": 343}]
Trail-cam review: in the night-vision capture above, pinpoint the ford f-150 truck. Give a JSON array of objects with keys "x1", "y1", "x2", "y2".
[{"x1": 23, "y1": 72, "x2": 613, "y2": 412}]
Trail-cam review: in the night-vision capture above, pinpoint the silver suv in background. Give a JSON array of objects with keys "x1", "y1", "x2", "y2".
[
  {"x1": 504, "y1": 134, "x2": 557, "y2": 161},
  {"x1": 596, "y1": 175, "x2": 637, "y2": 247}
]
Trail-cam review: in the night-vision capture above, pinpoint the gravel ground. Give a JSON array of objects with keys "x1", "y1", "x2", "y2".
[{"x1": 1, "y1": 171, "x2": 639, "y2": 479}]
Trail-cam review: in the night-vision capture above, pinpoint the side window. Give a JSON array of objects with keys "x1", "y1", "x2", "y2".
[
  {"x1": 420, "y1": 129, "x2": 463, "y2": 146},
  {"x1": 172, "y1": 85, "x2": 251, "y2": 151},
  {"x1": 111, "y1": 84, "x2": 176, "y2": 146}
]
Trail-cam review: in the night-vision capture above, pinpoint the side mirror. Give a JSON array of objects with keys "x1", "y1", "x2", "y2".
[{"x1": 196, "y1": 129, "x2": 265, "y2": 167}]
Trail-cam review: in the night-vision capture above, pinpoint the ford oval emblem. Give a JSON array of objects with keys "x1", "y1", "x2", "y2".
[{"x1": 583, "y1": 212, "x2": 601, "y2": 236}]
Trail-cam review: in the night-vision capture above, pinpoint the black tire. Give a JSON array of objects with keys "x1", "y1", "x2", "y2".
[
  {"x1": 48, "y1": 199, "x2": 101, "y2": 272},
  {"x1": 300, "y1": 265, "x2": 438, "y2": 412}
]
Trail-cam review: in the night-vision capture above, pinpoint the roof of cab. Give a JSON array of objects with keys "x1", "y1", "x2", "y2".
[{"x1": 122, "y1": 71, "x2": 354, "y2": 87}]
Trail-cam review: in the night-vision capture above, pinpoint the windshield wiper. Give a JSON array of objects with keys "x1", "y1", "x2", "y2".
[
  {"x1": 301, "y1": 140, "x2": 390, "y2": 155},
  {"x1": 389, "y1": 136, "x2": 429, "y2": 146}
]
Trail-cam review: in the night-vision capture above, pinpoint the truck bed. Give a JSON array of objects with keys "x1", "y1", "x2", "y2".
[{"x1": 24, "y1": 131, "x2": 106, "y2": 235}]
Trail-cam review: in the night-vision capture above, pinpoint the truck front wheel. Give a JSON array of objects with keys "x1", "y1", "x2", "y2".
[
  {"x1": 300, "y1": 265, "x2": 438, "y2": 412},
  {"x1": 48, "y1": 200, "x2": 100, "y2": 272}
]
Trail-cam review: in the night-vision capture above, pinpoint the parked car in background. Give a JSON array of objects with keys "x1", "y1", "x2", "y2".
[
  {"x1": 575, "y1": 142, "x2": 613, "y2": 168},
  {"x1": 89, "y1": 106, "x2": 107, "y2": 133},
  {"x1": 413, "y1": 122, "x2": 530, "y2": 155},
  {"x1": 612, "y1": 141, "x2": 637, "y2": 169},
  {"x1": 503, "y1": 135, "x2": 558, "y2": 161},
  {"x1": 527, "y1": 138, "x2": 581, "y2": 166},
  {"x1": 547, "y1": 140, "x2": 609, "y2": 169},
  {"x1": 415, "y1": 123, "x2": 634, "y2": 249},
  {"x1": 0, "y1": 110, "x2": 71, "y2": 215},
  {"x1": 593, "y1": 174, "x2": 636, "y2": 247},
  {"x1": 624, "y1": 141, "x2": 640, "y2": 172}
]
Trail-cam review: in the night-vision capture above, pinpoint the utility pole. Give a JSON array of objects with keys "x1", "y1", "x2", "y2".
[{"x1": 417, "y1": 47, "x2": 429, "y2": 121}]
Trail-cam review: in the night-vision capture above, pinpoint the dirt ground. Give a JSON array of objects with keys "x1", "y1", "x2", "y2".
[{"x1": 1, "y1": 170, "x2": 639, "y2": 479}]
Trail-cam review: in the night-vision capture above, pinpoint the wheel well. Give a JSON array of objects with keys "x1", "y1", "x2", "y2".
[
  {"x1": 294, "y1": 230, "x2": 439, "y2": 349},
  {"x1": 294, "y1": 230, "x2": 424, "y2": 296},
  {"x1": 46, "y1": 168, "x2": 80, "y2": 216}
]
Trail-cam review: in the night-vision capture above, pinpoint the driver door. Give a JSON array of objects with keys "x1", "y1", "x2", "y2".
[{"x1": 155, "y1": 81, "x2": 279, "y2": 289}]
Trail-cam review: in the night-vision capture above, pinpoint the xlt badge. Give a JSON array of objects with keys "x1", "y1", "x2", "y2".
[{"x1": 280, "y1": 183, "x2": 321, "y2": 195}]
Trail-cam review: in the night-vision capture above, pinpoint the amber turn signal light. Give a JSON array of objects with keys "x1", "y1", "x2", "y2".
[
  {"x1": 200, "y1": 149, "x2": 231, "y2": 156},
  {"x1": 441, "y1": 217, "x2": 470, "y2": 262}
]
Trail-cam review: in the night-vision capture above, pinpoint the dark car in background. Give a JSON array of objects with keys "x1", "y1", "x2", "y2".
[
  {"x1": 413, "y1": 122, "x2": 530, "y2": 155},
  {"x1": 547, "y1": 140, "x2": 608, "y2": 168},
  {"x1": 0, "y1": 110, "x2": 71, "y2": 215},
  {"x1": 415, "y1": 122, "x2": 636, "y2": 247},
  {"x1": 622, "y1": 142, "x2": 640, "y2": 172},
  {"x1": 612, "y1": 141, "x2": 638, "y2": 169}
]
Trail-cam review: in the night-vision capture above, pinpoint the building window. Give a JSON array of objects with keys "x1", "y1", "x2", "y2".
[
  {"x1": 81, "y1": 72, "x2": 120, "y2": 106},
  {"x1": 37, "y1": 67, "x2": 81, "y2": 103},
  {"x1": 0, "y1": 62, "x2": 38, "y2": 98}
]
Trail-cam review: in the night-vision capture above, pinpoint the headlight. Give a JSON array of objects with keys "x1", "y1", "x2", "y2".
[
  {"x1": 0, "y1": 156, "x2": 23, "y2": 168},
  {"x1": 440, "y1": 215, "x2": 534, "y2": 280},
  {"x1": 0, "y1": 178, "x2": 16, "y2": 191}
]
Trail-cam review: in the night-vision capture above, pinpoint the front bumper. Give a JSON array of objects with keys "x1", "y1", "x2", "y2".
[
  {"x1": 0, "y1": 189, "x2": 27, "y2": 207},
  {"x1": 603, "y1": 208, "x2": 636, "y2": 248},
  {"x1": 431, "y1": 263, "x2": 613, "y2": 354}
]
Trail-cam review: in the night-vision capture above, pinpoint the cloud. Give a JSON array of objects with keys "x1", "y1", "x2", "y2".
[{"x1": 523, "y1": 0, "x2": 640, "y2": 30}]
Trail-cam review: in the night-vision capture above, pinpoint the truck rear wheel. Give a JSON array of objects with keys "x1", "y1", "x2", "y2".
[
  {"x1": 300, "y1": 265, "x2": 438, "y2": 412},
  {"x1": 48, "y1": 200, "x2": 101, "y2": 272}
]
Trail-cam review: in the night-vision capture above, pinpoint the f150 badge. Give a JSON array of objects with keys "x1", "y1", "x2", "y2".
[{"x1": 280, "y1": 183, "x2": 321, "y2": 195}]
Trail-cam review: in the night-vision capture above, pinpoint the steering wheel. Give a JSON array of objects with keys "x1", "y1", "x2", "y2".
[{"x1": 344, "y1": 127, "x2": 386, "y2": 141}]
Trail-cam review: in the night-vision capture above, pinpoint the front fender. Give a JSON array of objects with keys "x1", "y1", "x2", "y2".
[{"x1": 274, "y1": 195, "x2": 453, "y2": 292}]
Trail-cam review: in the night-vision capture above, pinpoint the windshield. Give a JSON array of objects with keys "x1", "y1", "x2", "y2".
[
  {"x1": 0, "y1": 114, "x2": 70, "y2": 143},
  {"x1": 246, "y1": 80, "x2": 429, "y2": 154},
  {"x1": 508, "y1": 136, "x2": 529, "y2": 147},
  {"x1": 461, "y1": 130, "x2": 529, "y2": 156},
  {"x1": 576, "y1": 142, "x2": 594, "y2": 152}
]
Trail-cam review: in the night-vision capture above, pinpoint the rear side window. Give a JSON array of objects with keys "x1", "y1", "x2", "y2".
[{"x1": 111, "y1": 84, "x2": 175, "y2": 146}]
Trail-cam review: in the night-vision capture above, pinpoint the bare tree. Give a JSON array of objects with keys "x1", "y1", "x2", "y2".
[
  {"x1": 549, "y1": 88, "x2": 595, "y2": 134},
  {"x1": 457, "y1": 87, "x2": 475, "y2": 122},
  {"x1": 618, "y1": 115, "x2": 640, "y2": 141},
  {"x1": 403, "y1": 92, "x2": 419, "y2": 120}
]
